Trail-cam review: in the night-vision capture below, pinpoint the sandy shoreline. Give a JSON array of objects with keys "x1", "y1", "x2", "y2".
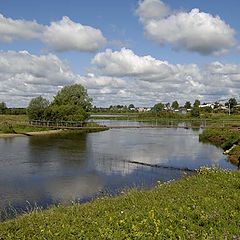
[{"x1": 0, "y1": 129, "x2": 63, "y2": 138}]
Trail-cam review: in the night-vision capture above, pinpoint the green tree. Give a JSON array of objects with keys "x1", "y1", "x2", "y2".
[
  {"x1": 152, "y1": 103, "x2": 164, "y2": 113},
  {"x1": 46, "y1": 84, "x2": 92, "y2": 122},
  {"x1": 228, "y1": 98, "x2": 237, "y2": 109},
  {"x1": 53, "y1": 84, "x2": 92, "y2": 111},
  {"x1": 193, "y1": 99, "x2": 201, "y2": 108},
  {"x1": 44, "y1": 104, "x2": 88, "y2": 122},
  {"x1": 128, "y1": 104, "x2": 135, "y2": 109},
  {"x1": 184, "y1": 101, "x2": 192, "y2": 109},
  {"x1": 171, "y1": 101, "x2": 179, "y2": 110},
  {"x1": 0, "y1": 102, "x2": 7, "y2": 114},
  {"x1": 165, "y1": 102, "x2": 170, "y2": 109},
  {"x1": 27, "y1": 96, "x2": 49, "y2": 120},
  {"x1": 191, "y1": 107, "x2": 200, "y2": 117}
]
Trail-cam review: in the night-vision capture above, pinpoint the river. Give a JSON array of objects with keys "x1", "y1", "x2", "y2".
[{"x1": 0, "y1": 122, "x2": 236, "y2": 218}]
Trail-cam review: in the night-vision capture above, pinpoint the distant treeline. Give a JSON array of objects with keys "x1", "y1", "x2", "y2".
[{"x1": 0, "y1": 102, "x2": 26, "y2": 115}]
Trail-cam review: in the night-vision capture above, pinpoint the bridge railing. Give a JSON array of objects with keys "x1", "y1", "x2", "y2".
[
  {"x1": 29, "y1": 119, "x2": 240, "y2": 129},
  {"x1": 29, "y1": 120, "x2": 85, "y2": 128}
]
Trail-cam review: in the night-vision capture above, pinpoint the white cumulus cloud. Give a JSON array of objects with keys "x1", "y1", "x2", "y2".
[
  {"x1": 92, "y1": 48, "x2": 175, "y2": 79},
  {"x1": 136, "y1": 0, "x2": 236, "y2": 55},
  {"x1": 0, "y1": 14, "x2": 44, "y2": 42},
  {"x1": 0, "y1": 14, "x2": 106, "y2": 52},
  {"x1": 0, "y1": 51, "x2": 125, "y2": 107},
  {"x1": 0, "y1": 49, "x2": 240, "y2": 107},
  {"x1": 42, "y1": 16, "x2": 106, "y2": 52},
  {"x1": 91, "y1": 48, "x2": 240, "y2": 105}
]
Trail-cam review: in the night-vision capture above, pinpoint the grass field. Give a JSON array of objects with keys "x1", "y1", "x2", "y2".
[{"x1": 0, "y1": 169, "x2": 239, "y2": 239}]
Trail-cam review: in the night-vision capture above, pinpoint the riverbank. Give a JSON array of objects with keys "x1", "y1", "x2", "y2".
[
  {"x1": 0, "y1": 127, "x2": 109, "y2": 138},
  {"x1": 0, "y1": 114, "x2": 109, "y2": 137},
  {"x1": 0, "y1": 169, "x2": 239, "y2": 239},
  {"x1": 0, "y1": 129, "x2": 64, "y2": 138},
  {"x1": 199, "y1": 127, "x2": 240, "y2": 166}
]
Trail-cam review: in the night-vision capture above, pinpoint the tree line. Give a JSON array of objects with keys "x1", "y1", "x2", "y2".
[
  {"x1": 0, "y1": 102, "x2": 26, "y2": 115},
  {"x1": 1, "y1": 85, "x2": 239, "y2": 118}
]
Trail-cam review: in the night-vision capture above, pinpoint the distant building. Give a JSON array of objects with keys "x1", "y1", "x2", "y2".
[
  {"x1": 199, "y1": 103, "x2": 214, "y2": 109},
  {"x1": 137, "y1": 107, "x2": 151, "y2": 112}
]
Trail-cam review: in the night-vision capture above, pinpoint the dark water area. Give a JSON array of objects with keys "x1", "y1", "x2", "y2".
[{"x1": 0, "y1": 125, "x2": 236, "y2": 219}]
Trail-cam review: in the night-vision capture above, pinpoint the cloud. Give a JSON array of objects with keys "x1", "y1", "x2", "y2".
[
  {"x1": 135, "y1": 0, "x2": 170, "y2": 23},
  {"x1": 0, "y1": 49, "x2": 239, "y2": 107},
  {"x1": 92, "y1": 48, "x2": 175, "y2": 79},
  {"x1": 0, "y1": 51, "x2": 126, "y2": 107},
  {"x1": 0, "y1": 14, "x2": 44, "y2": 42},
  {"x1": 136, "y1": 0, "x2": 236, "y2": 55},
  {"x1": 91, "y1": 48, "x2": 240, "y2": 105},
  {"x1": 0, "y1": 51, "x2": 77, "y2": 106},
  {"x1": 42, "y1": 16, "x2": 106, "y2": 52},
  {"x1": 0, "y1": 14, "x2": 106, "y2": 52}
]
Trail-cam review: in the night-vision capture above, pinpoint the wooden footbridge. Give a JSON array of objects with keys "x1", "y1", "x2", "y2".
[
  {"x1": 29, "y1": 119, "x2": 239, "y2": 130},
  {"x1": 30, "y1": 124, "x2": 200, "y2": 129}
]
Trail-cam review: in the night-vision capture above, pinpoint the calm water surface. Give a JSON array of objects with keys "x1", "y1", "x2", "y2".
[{"x1": 0, "y1": 124, "x2": 236, "y2": 216}]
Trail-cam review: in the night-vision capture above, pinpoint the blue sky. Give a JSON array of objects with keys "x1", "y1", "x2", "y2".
[{"x1": 0, "y1": 0, "x2": 240, "y2": 107}]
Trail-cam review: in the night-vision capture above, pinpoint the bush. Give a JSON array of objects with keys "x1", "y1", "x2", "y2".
[{"x1": 0, "y1": 122, "x2": 15, "y2": 133}]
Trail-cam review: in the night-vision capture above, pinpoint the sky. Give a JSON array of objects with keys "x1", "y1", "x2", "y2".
[{"x1": 0, "y1": 0, "x2": 240, "y2": 107}]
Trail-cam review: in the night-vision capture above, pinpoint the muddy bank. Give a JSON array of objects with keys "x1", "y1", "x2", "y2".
[{"x1": 0, "y1": 130, "x2": 63, "y2": 138}]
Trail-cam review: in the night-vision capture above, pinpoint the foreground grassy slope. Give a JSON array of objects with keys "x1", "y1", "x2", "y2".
[{"x1": 0, "y1": 169, "x2": 240, "y2": 239}]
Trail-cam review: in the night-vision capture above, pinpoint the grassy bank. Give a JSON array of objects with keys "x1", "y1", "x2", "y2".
[
  {"x1": 199, "y1": 127, "x2": 240, "y2": 166},
  {"x1": 0, "y1": 114, "x2": 47, "y2": 134},
  {"x1": 0, "y1": 123, "x2": 52, "y2": 134},
  {"x1": 0, "y1": 115, "x2": 108, "y2": 135},
  {"x1": 0, "y1": 169, "x2": 239, "y2": 239}
]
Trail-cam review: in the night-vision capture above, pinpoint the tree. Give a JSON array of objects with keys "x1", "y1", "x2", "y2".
[
  {"x1": 171, "y1": 101, "x2": 179, "y2": 110},
  {"x1": 165, "y1": 102, "x2": 170, "y2": 109},
  {"x1": 53, "y1": 84, "x2": 92, "y2": 111},
  {"x1": 46, "y1": 84, "x2": 92, "y2": 122},
  {"x1": 184, "y1": 101, "x2": 191, "y2": 109},
  {"x1": 0, "y1": 102, "x2": 7, "y2": 114},
  {"x1": 27, "y1": 96, "x2": 49, "y2": 120},
  {"x1": 193, "y1": 99, "x2": 201, "y2": 108},
  {"x1": 152, "y1": 103, "x2": 164, "y2": 113},
  {"x1": 44, "y1": 104, "x2": 88, "y2": 122},
  {"x1": 228, "y1": 98, "x2": 237, "y2": 109},
  {"x1": 191, "y1": 107, "x2": 200, "y2": 117},
  {"x1": 128, "y1": 104, "x2": 135, "y2": 109}
]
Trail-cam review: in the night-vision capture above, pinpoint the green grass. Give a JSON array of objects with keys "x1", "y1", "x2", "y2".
[
  {"x1": 199, "y1": 127, "x2": 240, "y2": 166},
  {"x1": 0, "y1": 169, "x2": 239, "y2": 239},
  {"x1": 0, "y1": 123, "x2": 51, "y2": 134},
  {"x1": 0, "y1": 115, "x2": 108, "y2": 134},
  {"x1": 0, "y1": 114, "x2": 28, "y2": 124},
  {"x1": 0, "y1": 114, "x2": 44, "y2": 134},
  {"x1": 199, "y1": 128, "x2": 240, "y2": 150}
]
